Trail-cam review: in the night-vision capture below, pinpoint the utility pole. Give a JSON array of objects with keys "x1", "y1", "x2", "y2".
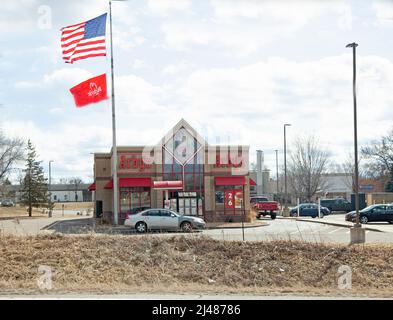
[
  {"x1": 275, "y1": 149, "x2": 279, "y2": 196},
  {"x1": 283, "y1": 124, "x2": 291, "y2": 216}
]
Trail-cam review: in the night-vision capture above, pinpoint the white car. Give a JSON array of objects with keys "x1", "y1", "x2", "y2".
[{"x1": 124, "y1": 208, "x2": 206, "y2": 233}]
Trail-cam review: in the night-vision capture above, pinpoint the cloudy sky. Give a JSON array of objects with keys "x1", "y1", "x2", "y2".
[{"x1": 1, "y1": 0, "x2": 393, "y2": 183}]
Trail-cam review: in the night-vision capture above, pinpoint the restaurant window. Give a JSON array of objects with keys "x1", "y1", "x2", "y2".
[
  {"x1": 162, "y1": 126, "x2": 204, "y2": 194},
  {"x1": 120, "y1": 187, "x2": 151, "y2": 213},
  {"x1": 162, "y1": 126, "x2": 205, "y2": 216},
  {"x1": 215, "y1": 185, "x2": 244, "y2": 216}
]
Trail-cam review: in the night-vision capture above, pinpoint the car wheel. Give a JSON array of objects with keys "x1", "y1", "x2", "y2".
[
  {"x1": 181, "y1": 221, "x2": 192, "y2": 232},
  {"x1": 135, "y1": 221, "x2": 147, "y2": 233},
  {"x1": 312, "y1": 215, "x2": 317, "y2": 218},
  {"x1": 360, "y1": 216, "x2": 368, "y2": 224},
  {"x1": 389, "y1": 221, "x2": 393, "y2": 224}
]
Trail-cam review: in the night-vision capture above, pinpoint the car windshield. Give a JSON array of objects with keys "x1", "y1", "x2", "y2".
[{"x1": 360, "y1": 205, "x2": 377, "y2": 212}]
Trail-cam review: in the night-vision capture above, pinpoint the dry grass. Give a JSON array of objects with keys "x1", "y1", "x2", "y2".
[
  {"x1": 0, "y1": 234, "x2": 392, "y2": 296},
  {"x1": 0, "y1": 206, "x2": 46, "y2": 219},
  {"x1": 53, "y1": 202, "x2": 94, "y2": 210}
]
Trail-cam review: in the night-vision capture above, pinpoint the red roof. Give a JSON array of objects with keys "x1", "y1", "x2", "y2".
[
  {"x1": 88, "y1": 182, "x2": 96, "y2": 191},
  {"x1": 215, "y1": 176, "x2": 246, "y2": 186},
  {"x1": 104, "y1": 178, "x2": 151, "y2": 189},
  {"x1": 153, "y1": 180, "x2": 183, "y2": 190},
  {"x1": 250, "y1": 178, "x2": 257, "y2": 186}
]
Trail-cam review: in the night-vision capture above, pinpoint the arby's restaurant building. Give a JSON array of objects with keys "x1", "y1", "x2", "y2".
[{"x1": 89, "y1": 119, "x2": 255, "y2": 223}]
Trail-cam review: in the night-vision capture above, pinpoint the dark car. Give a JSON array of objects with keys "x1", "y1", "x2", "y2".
[
  {"x1": 345, "y1": 204, "x2": 393, "y2": 224},
  {"x1": 1, "y1": 200, "x2": 14, "y2": 207},
  {"x1": 320, "y1": 198, "x2": 351, "y2": 213},
  {"x1": 290, "y1": 203, "x2": 330, "y2": 218}
]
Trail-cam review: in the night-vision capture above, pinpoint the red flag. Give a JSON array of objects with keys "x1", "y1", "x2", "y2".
[{"x1": 69, "y1": 74, "x2": 108, "y2": 108}]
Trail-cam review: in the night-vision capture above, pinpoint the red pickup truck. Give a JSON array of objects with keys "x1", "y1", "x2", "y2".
[{"x1": 250, "y1": 196, "x2": 280, "y2": 220}]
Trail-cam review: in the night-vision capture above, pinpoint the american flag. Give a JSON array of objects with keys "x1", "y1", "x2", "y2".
[{"x1": 61, "y1": 13, "x2": 107, "y2": 64}]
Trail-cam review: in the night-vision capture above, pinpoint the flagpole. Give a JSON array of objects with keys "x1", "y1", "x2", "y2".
[{"x1": 109, "y1": 0, "x2": 119, "y2": 225}]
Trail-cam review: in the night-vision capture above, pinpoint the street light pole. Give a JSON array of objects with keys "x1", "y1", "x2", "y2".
[
  {"x1": 347, "y1": 42, "x2": 360, "y2": 227},
  {"x1": 346, "y1": 42, "x2": 365, "y2": 243},
  {"x1": 283, "y1": 124, "x2": 291, "y2": 216},
  {"x1": 48, "y1": 160, "x2": 54, "y2": 218},
  {"x1": 275, "y1": 149, "x2": 279, "y2": 196}
]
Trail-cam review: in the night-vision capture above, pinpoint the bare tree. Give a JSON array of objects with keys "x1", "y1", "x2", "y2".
[
  {"x1": 338, "y1": 153, "x2": 362, "y2": 193},
  {"x1": 0, "y1": 131, "x2": 24, "y2": 182},
  {"x1": 69, "y1": 177, "x2": 83, "y2": 202},
  {"x1": 361, "y1": 127, "x2": 393, "y2": 174},
  {"x1": 58, "y1": 178, "x2": 69, "y2": 184},
  {"x1": 287, "y1": 135, "x2": 330, "y2": 202}
]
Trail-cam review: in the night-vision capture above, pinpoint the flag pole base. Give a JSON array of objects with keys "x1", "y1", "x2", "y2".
[{"x1": 349, "y1": 226, "x2": 366, "y2": 244}]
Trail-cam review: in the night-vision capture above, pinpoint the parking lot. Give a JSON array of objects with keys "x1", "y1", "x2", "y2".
[
  {"x1": 1, "y1": 210, "x2": 393, "y2": 244},
  {"x1": 201, "y1": 218, "x2": 393, "y2": 244}
]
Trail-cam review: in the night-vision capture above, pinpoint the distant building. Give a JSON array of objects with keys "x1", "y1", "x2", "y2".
[
  {"x1": 320, "y1": 173, "x2": 353, "y2": 200},
  {"x1": 359, "y1": 177, "x2": 386, "y2": 193},
  {"x1": 249, "y1": 170, "x2": 272, "y2": 198},
  {"x1": 0, "y1": 184, "x2": 93, "y2": 203}
]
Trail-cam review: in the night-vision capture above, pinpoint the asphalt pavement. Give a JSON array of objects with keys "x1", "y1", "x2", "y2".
[
  {"x1": 2, "y1": 212, "x2": 393, "y2": 244},
  {"x1": 0, "y1": 211, "x2": 90, "y2": 236},
  {"x1": 199, "y1": 218, "x2": 393, "y2": 244}
]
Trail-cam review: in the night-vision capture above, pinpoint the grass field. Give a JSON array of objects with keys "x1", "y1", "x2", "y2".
[
  {"x1": 0, "y1": 235, "x2": 392, "y2": 297},
  {"x1": 53, "y1": 202, "x2": 94, "y2": 210},
  {"x1": 0, "y1": 206, "x2": 46, "y2": 219},
  {"x1": 0, "y1": 202, "x2": 94, "y2": 219}
]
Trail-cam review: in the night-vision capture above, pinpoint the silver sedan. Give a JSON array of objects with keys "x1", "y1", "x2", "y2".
[{"x1": 124, "y1": 208, "x2": 206, "y2": 233}]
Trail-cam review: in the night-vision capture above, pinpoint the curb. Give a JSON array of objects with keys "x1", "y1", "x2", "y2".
[
  {"x1": 41, "y1": 217, "x2": 93, "y2": 231},
  {"x1": 278, "y1": 217, "x2": 384, "y2": 233},
  {"x1": 206, "y1": 222, "x2": 269, "y2": 230},
  {"x1": 41, "y1": 220, "x2": 61, "y2": 230}
]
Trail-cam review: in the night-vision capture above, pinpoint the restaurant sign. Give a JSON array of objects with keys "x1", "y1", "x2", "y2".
[
  {"x1": 118, "y1": 154, "x2": 152, "y2": 171},
  {"x1": 214, "y1": 152, "x2": 243, "y2": 168}
]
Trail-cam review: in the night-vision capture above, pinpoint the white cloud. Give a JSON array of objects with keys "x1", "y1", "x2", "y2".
[
  {"x1": 0, "y1": 0, "x2": 38, "y2": 37},
  {"x1": 176, "y1": 54, "x2": 393, "y2": 168},
  {"x1": 372, "y1": 0, "x2": 393, "y2": 27},
  {"x1": 2, "y1": 118, "x2": 112, "y2": 182},
  {"x1": 115, "y1": 74, "x2": 166, "y2": 112},
  {"x1": 132, "y1": 59, "x2": 149, "y2": 69},
  {"x1": 162, "y1": 61, "x2": 193, "y2": 75},
  {"x1": 147, "y1": 0, "x2": 192, "y2": 16},
  {"x1": 43, "y1": 68, "x2": 93, "y2": 85},
  {"x1": 7, "y1": 53, "x2": 393, "y2": 176},
  {"x1": 160, "y1": 0, "x2": 352, "y2": 55},
  {"x1": 15, "y1": 68, "x2": 92, "y2": 89}
]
